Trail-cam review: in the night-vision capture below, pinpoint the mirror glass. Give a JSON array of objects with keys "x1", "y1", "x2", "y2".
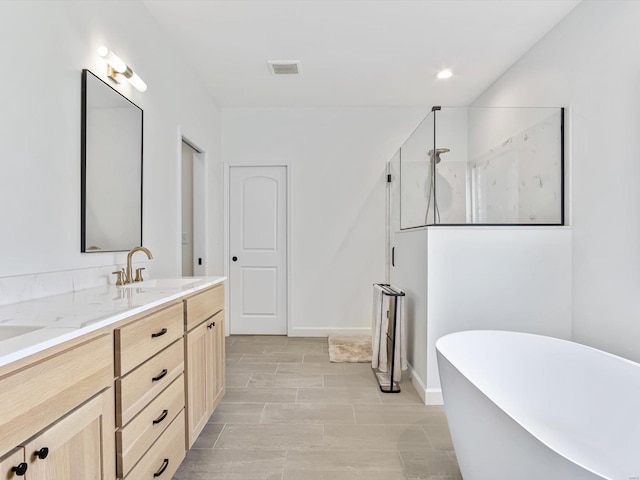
[{"x1": 81, "y1": 69, "x2": 142, "y2": 252}]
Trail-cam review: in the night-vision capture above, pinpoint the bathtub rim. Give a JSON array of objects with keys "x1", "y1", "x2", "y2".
[{"x1": 436, "y1": 329, "x2": 640, "y2": 480}]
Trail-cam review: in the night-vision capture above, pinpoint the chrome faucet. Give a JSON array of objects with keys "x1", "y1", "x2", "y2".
[{"x1": 125, "y1": 246, "x2": 153, "y2": 284}]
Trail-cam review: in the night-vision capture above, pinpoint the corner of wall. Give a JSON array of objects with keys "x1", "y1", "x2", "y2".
[{"x1": 407, "y1": 361, "x2": 443, "y2": 406}]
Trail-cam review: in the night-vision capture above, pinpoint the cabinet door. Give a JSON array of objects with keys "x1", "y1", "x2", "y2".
[
  {"x1": 0, "y1": 448, "x2": 27, "y2": 479},
  {"x1": 212, "y1": 312, "x2": 226, "y2": 410},
  {"x1": 184, "y1": 320, "x2": 211, "y2": 449},
  {"x1": 23, "y1": 389, "x2": 115, "y2": 480}
]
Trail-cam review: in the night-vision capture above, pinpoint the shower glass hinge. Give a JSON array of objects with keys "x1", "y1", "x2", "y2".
[{"x1": 387, "y1": 174, "x2": 392, "y2": 183}]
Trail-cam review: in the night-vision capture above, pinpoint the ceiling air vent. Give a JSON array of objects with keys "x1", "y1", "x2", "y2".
[{"x1": 268, "y1": 60, "x2": 302, "y2": 75}]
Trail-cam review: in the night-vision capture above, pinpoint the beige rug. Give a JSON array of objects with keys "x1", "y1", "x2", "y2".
[{"x1": 328, "y1": 335, "x2": 372, "y2": 363}]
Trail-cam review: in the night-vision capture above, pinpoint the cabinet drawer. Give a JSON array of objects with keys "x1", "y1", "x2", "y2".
[
  {"x1": 115, "y1": 302, "x2": 183, "y2": 376},
  {"x1": 116, "y1": 339, "x2": 184, "y2": 427},
  {"x1": 0, "y1": 334, "x2": 112, "y2": 456},
  {"x1": 116, "y1": 374, "x2": 185, "y2": 477},
  {"x1": 124, "y1": 410, "x2": 185, "y2": 480},
  {"x1": 184, "y1": 285, "x2": 224, "y2": 331}
]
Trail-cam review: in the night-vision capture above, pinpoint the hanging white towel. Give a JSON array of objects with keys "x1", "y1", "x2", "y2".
[
  {"x1": 371, "y1": 284, "x2": 386, "y2": 370},
  {"x1": 371, "y1": 284, "x2": 407, "y2": 382}
]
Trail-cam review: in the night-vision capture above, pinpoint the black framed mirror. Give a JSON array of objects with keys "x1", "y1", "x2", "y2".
[{"x1": 81, "y1": 69, "x2": 143, "y2": 252}]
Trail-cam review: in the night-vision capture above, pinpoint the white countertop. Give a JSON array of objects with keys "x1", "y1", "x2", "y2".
[{"x1": 0, "y1": 276, "x2": 226, "y2": 369}]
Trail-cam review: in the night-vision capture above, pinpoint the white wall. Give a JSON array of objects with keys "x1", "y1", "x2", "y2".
[
  {"x1": 0, "y1": 1, "x2": 223, "y2": 289},
  {"x1": 392, "y1": 226, "x2": 572, "y2": 404},
  {"x1": 426, "y1": 227, "x2": 572, "y2": 400},
  {"x1": 392, "y1": 228, "x2": 428, "y2": 399},
  {"x1": 222, "y1": 107, "x2": 427, "y2": 335},
  {"x1": 472, "y1": 1, "x2": 640, "y2": 362}
]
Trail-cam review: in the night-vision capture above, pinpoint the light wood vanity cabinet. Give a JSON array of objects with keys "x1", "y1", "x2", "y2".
[
  {"x1": 0, "y1": 279, "x2": 225, "y2": 480},
  {"x1": 114, "y1": 301, "x2": 186, "y2": 479},
  {"x1": 0, "y1": 334, "x2": 115, "y2": 480},
  {"x1": 184, "y1": 284, "x2": 225, "y2": 448}
]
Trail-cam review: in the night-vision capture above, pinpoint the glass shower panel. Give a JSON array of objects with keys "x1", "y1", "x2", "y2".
[
  {"x1": 387, "y1": 148, "x2": 401, "y2": 281},
  {"x1": 389, "y1": 149, "x2": 401, "y2": 235},
  {"x1": 400, "y1": 112, "x2": 434, "y2": 229},
  {"x1": 465, "y1": 107, "x2": 563, "y2": 224},
  {"x1": 432, "y1": 107, "x2": 469, "y2": 224},
  {"x1": 397, "y1": 106, "x2": 563, "y2": 227}
]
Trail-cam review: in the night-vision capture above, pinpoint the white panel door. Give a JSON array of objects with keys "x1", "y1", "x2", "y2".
[{"x1": 230, "y1": 166, "x2": 287, "y2": 334}]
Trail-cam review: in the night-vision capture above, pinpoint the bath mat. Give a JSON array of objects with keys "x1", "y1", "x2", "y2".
[{"x1": 328, "y1": 335, "x2": 372, "y2": 363}]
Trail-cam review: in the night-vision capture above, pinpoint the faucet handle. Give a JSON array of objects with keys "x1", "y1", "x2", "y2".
[
  {"x1": 112, "y1": 270, "x2": 125, "y2": 286},
  {"x1": 134, "y1": 267, "x2": 146, "y2": 282}
]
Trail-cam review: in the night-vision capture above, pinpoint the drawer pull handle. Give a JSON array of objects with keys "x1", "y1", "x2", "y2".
[
  {"x1": 12, "y1": 463, "x2": 28, "y2": 476},
  {"x1": 152, "y1": 369, "x2": 168, "y2": 382},
  {"x1": 151, "y1": 328, "x2": 168, "y2": 338},
  {"x1": 153, "y1": 458, "x2": 170, "y2": 477},
  {"x1": 153, "y1": 409, "x2": 169, "y2": 425},
  {"x1": 207, "y1": 321, "x2": 216, "y2": 329},
  {"x1": 34, "y1": 447, "x2": 49, "y2": 460}
]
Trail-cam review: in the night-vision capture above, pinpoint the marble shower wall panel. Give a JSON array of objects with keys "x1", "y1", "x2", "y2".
[
  {"x1": 469, "y1": 112, "x2": 562, "y2": 224},
  {"x1": 470, "y1": 149, "x2": 519, "y2": 223},
  {"x1": 434, "y1": 162, "x2": 467, "y2": 224},
  {"x1": 517, "y1": 113, "x2": 562, "y2": 223}
]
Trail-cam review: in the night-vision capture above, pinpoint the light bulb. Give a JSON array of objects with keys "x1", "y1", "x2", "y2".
[
  {"x1": 436, "y1": 69, "x2": 453, "y2": 80},
  {"x1": 97, "y1": 46, "x2": 147, "y2": 92},
  {"x1": 97, "y1": 46, "x2": 127, "y2": 74},
  {"x1": 127, "y1": 71, "x2": 147, "y2": 92}
]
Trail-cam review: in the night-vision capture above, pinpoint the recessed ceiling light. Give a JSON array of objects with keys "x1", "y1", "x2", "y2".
[{"x1": 436, "y1": 69, "x2": 453, "y2": 80}]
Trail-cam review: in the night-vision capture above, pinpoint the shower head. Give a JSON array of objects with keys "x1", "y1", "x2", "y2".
[{"x1": 427, "y1": 148, "x2": 450, "y2": 164}]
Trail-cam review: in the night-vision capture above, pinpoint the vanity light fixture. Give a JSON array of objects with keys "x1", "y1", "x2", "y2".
[
  {"x1": 97, "y1": 46, "x2": 147, "y2": 92},
  {"x1": 436, "y1": 69, "x2": 453, "y2": 80}
]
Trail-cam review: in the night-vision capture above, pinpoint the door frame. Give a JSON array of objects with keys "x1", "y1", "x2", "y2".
[
  {"x1": 224, "y1": 163, "x2": 292, "y2": 336},
  {"x1": 177, "y1": 129, "x2": 207, "y2": 277}
]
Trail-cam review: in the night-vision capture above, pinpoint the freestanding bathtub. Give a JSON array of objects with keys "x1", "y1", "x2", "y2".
[{"x1": 436, "y1": 330, "x2": 640, "y2": 480}]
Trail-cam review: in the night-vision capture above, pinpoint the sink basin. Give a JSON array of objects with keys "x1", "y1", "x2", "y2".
[
  {"x1": 0, "y1": 326, "x2": 43, "y2": 342},
  {"x1": 118, "y1": 278, "x2": 199, "y2": 289}
]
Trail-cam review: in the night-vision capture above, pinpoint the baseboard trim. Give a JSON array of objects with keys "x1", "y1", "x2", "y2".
[
  {"x1": 407, "y1": 362, "x2": 443, "y2": 406},
  {"x1": 407, "y1": 362, "x2": 427, "y2": 404},
  {"x1": 288, "y1": 327, "x2": 371, "y2": 337},
  {"x1": 425, "y1": 388, "x2": 444, "y2": 406}
]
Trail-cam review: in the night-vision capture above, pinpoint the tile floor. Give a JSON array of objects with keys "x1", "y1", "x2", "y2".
[{"x1": 173, "y1": 335, "x2": 462, "y2": 480}]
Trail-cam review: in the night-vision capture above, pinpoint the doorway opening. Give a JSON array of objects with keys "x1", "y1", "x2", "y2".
[{"x1": 181, "y1": 139, "x2": 204, "y2": 276}]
